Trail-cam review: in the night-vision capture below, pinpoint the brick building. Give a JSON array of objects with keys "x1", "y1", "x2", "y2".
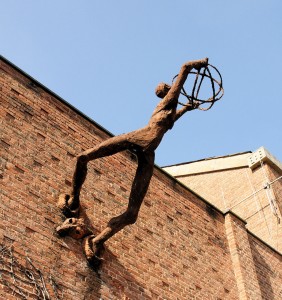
[
  {"x1": 0, "y1": 55, "x2": 281, "y2": 299},
  {"x1": 164, "y1": 147, "x2": 282, "y2": 253}
]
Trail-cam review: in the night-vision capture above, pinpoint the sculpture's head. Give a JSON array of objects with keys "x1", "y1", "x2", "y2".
[
  {"x1": 155, "y1": 82, "x2": 171, "y2": 98},
  {"x1": 56, "y1": 218, "x2": 92, "y2": 239}
]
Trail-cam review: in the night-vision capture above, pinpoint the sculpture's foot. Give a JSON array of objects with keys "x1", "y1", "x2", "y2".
[
  {"x1": 83, "y1": 235, "x2": 104, "y2": 270},
  {"x1": 57, "y1": 193, "x2": 80, "y2": 218}
]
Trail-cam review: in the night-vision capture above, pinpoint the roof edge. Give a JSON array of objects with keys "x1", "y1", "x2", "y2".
[
  {"x1": 163, "y1": 151, "x2": 252, "y2": 177},
  {"x1": 162, "y1": 151, "x2": 252, "y2": 169},
  {"x1": 0, "y1": 55, "x2": 114, "y2": 139}
]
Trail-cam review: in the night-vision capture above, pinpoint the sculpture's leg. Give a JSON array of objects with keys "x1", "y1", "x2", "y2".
[
  {"x1": 58, "y1": 134, "x2": 133, "y2": 217},
  {"x1": 83, "y1": 150, "x2": 155, "y2": 267}
]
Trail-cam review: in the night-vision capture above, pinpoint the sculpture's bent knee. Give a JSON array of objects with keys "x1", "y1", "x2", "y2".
[
  {"x1": 76, "y1": 153, "x2": 89, "y2": 164},
  {"x1": 125, "y1": 210, "x2": 138, "y2": 225}
]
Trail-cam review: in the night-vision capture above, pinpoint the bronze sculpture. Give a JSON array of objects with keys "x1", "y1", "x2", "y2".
[{"x1": 57, "y1": 58, "x2": 223, "y2": 268}]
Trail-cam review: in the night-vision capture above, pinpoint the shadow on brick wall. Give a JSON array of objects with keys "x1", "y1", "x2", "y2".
[
  {"x1": 78, "y1": 210, "x2": 150, "y2": 299},
  {"x1": 250, "y1": 238, "x2": 276, "y2": 299},
  {"x1": 95, "y1": 248, "x2": 150, "y2": 300}
]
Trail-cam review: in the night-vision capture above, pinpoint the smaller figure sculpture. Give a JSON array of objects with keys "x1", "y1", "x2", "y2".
[
  {"x1": 57, "y1": 58, "x2": 223, "y2": 268},
  {"x1": 56, "y1": 217, "x2": 92, "y2": 239}
]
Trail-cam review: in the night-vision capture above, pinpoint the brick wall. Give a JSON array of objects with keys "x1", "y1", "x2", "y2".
[
  {"x1": 225, "y1": 214, "x2": 262, "y2": 299},
  {"x1": 176, "y1": 167, "x2": 253, "y2": 211},
  {"x1": 249, "y1": 234, "x2": 282, "y2": 299},
  {"x1": 267, "y1": 165, "x2": 282, "y2": 213},
  {"x1": 1, "y1": 56, "x2": 281, "y2": 299}
]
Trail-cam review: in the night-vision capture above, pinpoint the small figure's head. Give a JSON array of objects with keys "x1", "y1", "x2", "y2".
[
  {"x1": 155, "y1": 82, "x2": 171, "y2": 98},
  {"x1": 56, "y1": 218, "x2": 92, "y2": 239}
]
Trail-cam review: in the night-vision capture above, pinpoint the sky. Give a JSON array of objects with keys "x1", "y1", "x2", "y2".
[{"x1": 1, "y1": 1, "x2": 282, "y2": 167}]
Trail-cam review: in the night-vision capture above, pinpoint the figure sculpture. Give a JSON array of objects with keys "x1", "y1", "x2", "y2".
[
  {"x1": 56, "y1": 217, "x2": 92, "y2": 239},
  {"x1": 57, "y1": 57, "x2": 223, "y2": 268}
]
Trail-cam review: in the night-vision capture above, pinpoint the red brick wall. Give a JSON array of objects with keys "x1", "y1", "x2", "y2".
[
  {"x1": 249, "y1": 234, "x2": 282, "y2": 299},
  {"x1": 1, "y1": 57, "x2": 281, "y2": 299}
]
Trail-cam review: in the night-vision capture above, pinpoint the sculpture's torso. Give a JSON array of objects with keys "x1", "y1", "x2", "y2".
[{"x1": 127, "y1": 97, "x2": 177, "y2": 152}]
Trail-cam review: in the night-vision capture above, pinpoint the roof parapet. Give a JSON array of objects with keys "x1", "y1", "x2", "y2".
[
  {"x1": 164, "y1": 147, "x2": 282, "y2": 177},
  {"x1": 163, "y1": 152, "x2": 251, "y2": 177},
  {"x1": 248, "y1": 147, "x2": 282, "y2": 172}
]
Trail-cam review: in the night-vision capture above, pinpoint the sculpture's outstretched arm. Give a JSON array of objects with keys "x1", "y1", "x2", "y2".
[
  {"x1": 168, "y1": 57, "x2": 208, "y2": 100},
  {"x1": 152, "y1": 58, "x2": 208, "y2": 116}
]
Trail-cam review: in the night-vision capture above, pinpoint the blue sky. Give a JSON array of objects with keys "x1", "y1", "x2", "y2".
[{"x1": 1, "y1": 1, "x2": 281, "y2": 166}]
